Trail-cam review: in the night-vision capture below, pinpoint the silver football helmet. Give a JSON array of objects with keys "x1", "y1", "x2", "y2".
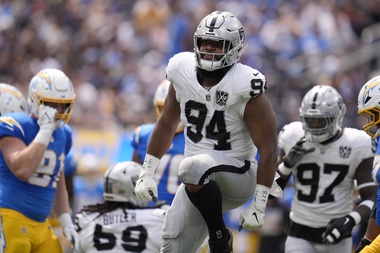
[
  {"x1": 194, "y1": 11, "x2": 245, "y2": 71},
  {"x1": 0, "y1": 83, "x2": 29, "y2": 115},
  {"x1": 153, "y1": 79, "x2": 184, "y2": 133},
  {"x1": 103, "y1": 161, "x2": 146, "y2": 207},
  {"x1": 299, "y1": 85, "x2": 346, "y2": 143},
  {"x1": 358, "y1": 75, "x2": 380, "y2": 138},
  {"x1": 28, "y1": 68, "x2": 76, "y2": 127}
]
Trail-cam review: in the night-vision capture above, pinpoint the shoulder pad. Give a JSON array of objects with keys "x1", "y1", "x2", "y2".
[{"x1": 229, "y1": 64, "x2": 267, "y2": 99}]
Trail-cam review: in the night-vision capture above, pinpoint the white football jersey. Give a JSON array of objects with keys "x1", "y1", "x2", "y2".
[
  {"x1": 74, "y1": 207, "x2": 166, "y2": 253},
  {"x1": 167, "y1": 52, "x2": 267, "y2": 161},
  {"x1": 278, "y1": 121, "x2": 374, "y2": 227}
]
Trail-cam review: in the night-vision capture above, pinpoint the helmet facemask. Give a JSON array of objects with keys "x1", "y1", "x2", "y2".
[
  {"x1": 194, "y1": 37, "x2": 242, "y2": 71},
  {"x1": 28, "y1": 69, "x2": 76, "y2": 127},
  {"x1": 358, "y1": 75, "x2": 380, "y2": 138},
  {"x1": 194, "y1": 11, "x2": 245, "y2": 72},
  {"x1": 359, "y1": 108, "x2": 380, "y2": 138},
  {"x1": 301, "y1": 114, "x2": 343, "y2": 143},
  {"x1": 33, "y1": 93, "x2": 75, "y2": 127}
]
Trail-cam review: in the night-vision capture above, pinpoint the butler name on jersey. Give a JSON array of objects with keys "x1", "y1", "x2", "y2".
[
  {"x1": 74, "y1": 162, "x2": 166, "y2": 253},
  {"x1": 75, "y1": 207, "x2": 165, "y2": 253}
]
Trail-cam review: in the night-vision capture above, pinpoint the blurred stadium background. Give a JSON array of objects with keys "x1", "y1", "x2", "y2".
[{"x1": 1, "y1": 0, "x2": 379, "y2": 252}]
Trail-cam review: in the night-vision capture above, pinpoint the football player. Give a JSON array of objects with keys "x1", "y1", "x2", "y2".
[
  {"x1": 277, "y1": 84, "x2": 376, "y2": 253},
  {"x1": 134, "y1": 10, "x2": 282, "y2": 253},
  {"x1": 74, "y1": 161, "x2": 166, "y2": 253},
  {"x1": 0, "y1": 83, "x2": 29, "y2": 253},
  {"x1": 356, "y1": 75, "x2": 380, "y2": 252},
  {"x1": 0, "y1": 69, "x2": 78, "y2": 252}
]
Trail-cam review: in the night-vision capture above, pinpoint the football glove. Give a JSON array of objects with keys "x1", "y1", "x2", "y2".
[
  {"x1": 322, "y1": 214, "x2": 357, "y2": 244},
  {"x1": 59, "y1": 213, "x2": 78, "y2": 249},
  {"x1": 134, "y1": 154, "x2": 159, "y2": 202},
  {"x1": 238, "y1": 184, "x2": 269, "y2": 231},
  {"x1": 34, "y1": 105, "x2": 58, "y2": 145},
  {"x1": 283, "y1": 137, "x2": 315, "y2": 168}
]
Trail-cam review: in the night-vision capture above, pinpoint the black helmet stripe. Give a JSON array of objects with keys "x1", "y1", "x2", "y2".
[
  {"x1": 312, "y1": 91, "x2": 319, "y2": 109},
  {"x1": 104, "y1": 163, "x2": 117, "y2": 193},
  {"x1": 208, "y1": 13, "x2": 220, "y2": 32}
]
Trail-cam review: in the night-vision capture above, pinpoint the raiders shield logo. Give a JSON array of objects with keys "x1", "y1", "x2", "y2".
[
  {"x1": 339, "y1": 146, "x2": 351, "y2": 159},
  {"x1": 216, "y1": 90, "x2": 229, "y2": 106}
]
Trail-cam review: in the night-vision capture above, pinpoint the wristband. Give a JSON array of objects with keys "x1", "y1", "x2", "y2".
[
  {"x1": 254, "y1": 184, "x2": 270, "y2": 212},
  {"x1": 349, "y1": 211, "x2": 361, "y2": 225},
  {"x1": 141, "y1": 154, "x2": 160, "y2": 178},
  {"x1": 278, "y1": 162, "x2": 292, "y2": 176},
  {"x1": 358, "y1": 200, "x2": 375, "y2": 210},
  {"x1": 58, "y1": 213, "x2": 73, "y2": 227},
  {"x1": 363, "y1": 237, "x2": 373, "y2": 243},
  {"x1": 34, "y1": 127, "x2": 54, "y2": 146}
]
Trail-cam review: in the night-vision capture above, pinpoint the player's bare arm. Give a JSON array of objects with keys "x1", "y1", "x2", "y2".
[
  {"x1": 244, "y1": 93, "x2": 277, "y2": 188},
  {"x1": 0, "y1": 136, "x2": 48, "y2": 181},
  {"x1": 52, "y1": 169, "x2": 71, "y2": 216},
  {"x1": 146, "y1": 83, "x2": 181, "y2": 159},
  {"x1": 355, "y1": 157, "x2": 377, "y2": 218}
]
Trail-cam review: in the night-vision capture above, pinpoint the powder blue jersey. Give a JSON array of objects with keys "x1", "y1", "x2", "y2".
[
  {"x1": 0, "y1": 113, "x2": 72, "y2": 222},
  {"x1": 131, "y1": 123, "x2": 185, "y2": 205}
]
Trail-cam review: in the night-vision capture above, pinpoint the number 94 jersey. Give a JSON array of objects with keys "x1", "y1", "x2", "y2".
[
  {"x1": 167, "y1": 52, "x2": 267, "y2": 161},
  {"x1": 74, "y1": 207, "x2": 166, "y2": 253},
  {"x1": 278, "y1": 121, "x2": 374, "y2": 228}
]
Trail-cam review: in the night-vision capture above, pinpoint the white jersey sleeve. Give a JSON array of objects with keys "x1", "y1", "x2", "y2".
[
  {"x1": 166, "y1": 52, "x2": 267, "y2": 161},
  {"x1": 74, "y1": 207, "x2": 166, "y2": 253},
  {"x1": 281, "y1": 125, "x2": 375, "y2": 228}
]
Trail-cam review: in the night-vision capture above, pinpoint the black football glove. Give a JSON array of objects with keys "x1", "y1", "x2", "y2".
[
  {"x1": 322, "y1": 215, "x2": 356, "y2": 244},
  {"x1": 355, "y1": 237, "x2": 372, "y2": 253},
  {"x1": 283, "y1": 137, "x2": 315, "y2": 168}
]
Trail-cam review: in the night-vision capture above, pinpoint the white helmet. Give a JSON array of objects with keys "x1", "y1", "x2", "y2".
[
  {"x1": 194, "y1": 11, "x2": 245, "y2": 71},
  {"x1": 28, "y1": 68, "x2": 76, "y2": 126},
  {"x1": 103, "y1": 161, "x2": 146, "y2": 207},
  {"x1": 0, "y1": 83, "x2": 29, "y2": 115},
  {"x1": 299, "y1": 85, "x2": 346, "y2": 143},
  {"x1": 358, "y1": 75, "x2": 380, "y2": 138},
  {"x1": 153, "y1": 79, "x2": 184, "y2": 133}
]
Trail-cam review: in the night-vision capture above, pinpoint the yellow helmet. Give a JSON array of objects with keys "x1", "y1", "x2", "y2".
[{"x1": 28, "y1": 68, "x2": 76, "y2": 127}]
